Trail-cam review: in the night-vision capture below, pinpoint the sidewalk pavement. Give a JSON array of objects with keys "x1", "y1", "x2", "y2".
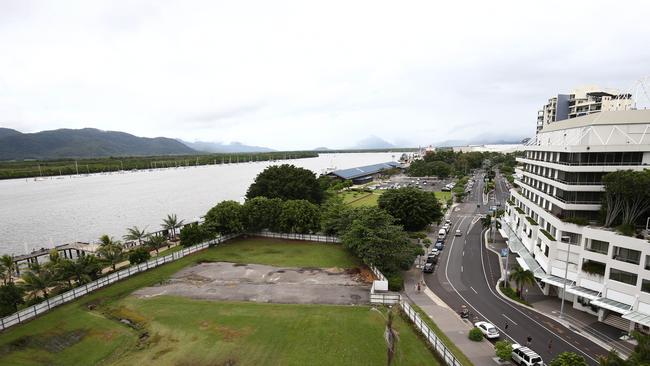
[
  {"x1": 403, "y1": 267, "x2": 497, "y2": 365},
  {"x1": 491, "y1": 231, "x2": 635, "y2": 357}
]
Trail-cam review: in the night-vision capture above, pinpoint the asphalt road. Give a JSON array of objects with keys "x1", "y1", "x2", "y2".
[{"x1": 424, "y1": 172, "x2": 608, "y2": 365}]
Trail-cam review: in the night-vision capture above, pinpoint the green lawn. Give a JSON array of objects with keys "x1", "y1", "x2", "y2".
[
  {"x1": 434, "y1": 191, "x2": 451, "y2": 202},
  {"x1": 0, "y1": 238, "x2": 439, "y2": 366},
  {"x1": 338, "y1": 190, "x2": 382, "y2": 207}
]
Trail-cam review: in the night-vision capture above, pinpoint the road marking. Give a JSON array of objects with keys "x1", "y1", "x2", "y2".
[
  {"x1": 462, "y1": 251, "x2": 465, "y2": 257},
  {"x1": 502, "y1": 314, "x2": 518, "y2": 326},
  {"x1": 470, "y1": 286, "x2": 478, "y2": 294},
  {"x1": 461, "y1": 266, "x2": 463, "y2": 272}
]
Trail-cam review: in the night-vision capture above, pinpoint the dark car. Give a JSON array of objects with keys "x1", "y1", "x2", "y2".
[
  {"x1": 423, "y1": 262, "x2": 434, "y2": 273},
  {"x1": 435, "y1": 241, "x2": 444, "y2": 250},
  {"x1": 426, "y1": 253, "x2": 439, "y2": 264}
]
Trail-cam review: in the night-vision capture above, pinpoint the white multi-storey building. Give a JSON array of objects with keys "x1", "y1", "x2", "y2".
[
  {"x1": 503, "y1": 110, "x2": 650, "y2": 332},
  {"x1": 536, "y1": 86, "x2": 633, "y2": 133}
]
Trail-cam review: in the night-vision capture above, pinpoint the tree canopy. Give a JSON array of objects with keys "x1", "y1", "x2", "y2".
[
  {"x1": 549, "y1": 352, "x2": 588, "y2": 366},
  {"x1": 341, "y1": 207, "x2": 422, "y2": 274},
  {"x1": 241, "y1": 196, "x2": 284, "y2": 232},
  {"x1": 246, "y1": 164, "x2": 324, "y2": 203},
  {"x1": 278, "y1": 199, "x2": 320, "y2": 234},
  {"x1": 378, "y1": 187, "x2": 442, "y2": 231},
  {"x1": 204, "y1": 200, "x2": 245, "y2": 235},
  {"x1": 602, "y1": 170, "x2": 650, "y2": 229}
]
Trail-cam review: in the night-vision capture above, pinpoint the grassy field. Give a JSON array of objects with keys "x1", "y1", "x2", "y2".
[
  {"x1": 433, "y1": 191, "x2": 452, "y2": 202},
  {"x1": 0, "y1": 238, "x2": 439, "y2": 366},
  {"x1": 338, "y1": 190, "x2": 382, "y2": 207}
]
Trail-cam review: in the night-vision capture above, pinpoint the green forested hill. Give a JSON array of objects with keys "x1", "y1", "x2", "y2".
[{"x1": 0, "y1": 128, "x2": 197, "y2": 160}]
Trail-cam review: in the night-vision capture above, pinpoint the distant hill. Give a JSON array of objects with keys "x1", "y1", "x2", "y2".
[
  {"x1": 180, "y1": 140, "x2": 275, "y2": 153},
  {"x1": 352, "y1": 136, "x2": 395, "y2": 149},
  {"x1": 0, "y1": 128, "x2": 197, "y2": 160}
]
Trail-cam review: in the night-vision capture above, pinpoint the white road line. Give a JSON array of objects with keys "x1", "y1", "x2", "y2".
[
  {"x1": 470, "y1": 286, "x2": 478, "y2": 294},
  {"x1": 461, "y1": 265, "x2": 463, "y2": 272},
  {"x1": 502, "y1": 314, "x2": 518, "y2": 326},
  {"x1": 477, "y1": 229, "x2": 599, "y2": 363},
  {"x1": 462, "y1": 251, "x2": 465, "y2": 256}
]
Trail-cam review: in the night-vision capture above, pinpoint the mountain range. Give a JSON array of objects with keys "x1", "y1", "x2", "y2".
[
  {"x1": 179, "y1": 140, "x2": 275, "y2": 153},
  {"x1": 0, "y1": 128, "x2": 195, "y2": 160}
]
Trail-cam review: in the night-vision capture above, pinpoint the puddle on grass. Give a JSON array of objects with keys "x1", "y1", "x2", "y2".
[{"x1": 0, "y1": 329, "x2": 88, "y2": 355}]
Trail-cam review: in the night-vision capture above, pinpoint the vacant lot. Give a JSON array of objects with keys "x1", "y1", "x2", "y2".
[
  {"x1": 0, "y1": 238, "x2": 439, "y2": 366},
  {"x1": 135, "y1": 262, "x2": 371, "y2": 305},
  {"x1": 434, "y1": 191, "x2": 452, "y2": 202}
]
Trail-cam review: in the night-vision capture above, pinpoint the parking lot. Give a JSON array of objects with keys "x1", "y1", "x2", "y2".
[{"x1": 367, "y1": 174, "x2": 453, "y2": 192}]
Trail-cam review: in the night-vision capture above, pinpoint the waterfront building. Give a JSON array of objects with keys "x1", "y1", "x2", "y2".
[
  {"x1": 536, "y1": 86, "x2": 634, "y2": 133},
  {"x1": 503, "y1": 110, "x2": 650, "y2": 333}
]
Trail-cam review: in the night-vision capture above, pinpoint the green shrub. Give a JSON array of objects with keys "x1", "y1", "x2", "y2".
[
  {"x1": 562, "y1": 216, "x2": 589, "y2": 226},
  {"x1": 468, "y1": 327, "x2": 483, "y2": 341},
  {"x1": 128, "y1": 247, "x2": 151, "y2": 264},
  {"x1": 617, "y1": 223, "x2": 635, "y2": 236},
  {"x1": 386, "y1": 272, "x2": 404, "y2": 291},
  {"x1": 494, "y1": 340, "x2": 512, "y2": 361},
  {"x1": 500, "y1": 283, "x2": 532, "y2": 306}
]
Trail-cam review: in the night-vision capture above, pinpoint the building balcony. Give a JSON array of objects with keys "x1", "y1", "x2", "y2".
[
  {"x1": 515, "y1": 179, "x2": 601, "y2": 211},
  {"x1": 521, "y1": 171, "x2": 605, "y2": 193}
]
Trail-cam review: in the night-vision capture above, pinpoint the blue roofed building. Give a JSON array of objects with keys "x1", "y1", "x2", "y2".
[{"x1": 327, "y1": 161, "x2": 402, "y2": 184}]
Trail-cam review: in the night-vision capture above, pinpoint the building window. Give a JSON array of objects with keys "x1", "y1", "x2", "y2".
[
  {"x1": 612, "y1": 247, "x2": 641, "y2": 265},
  {"x1": 646, "y1": 255, "x2": 650, "y2": 271},
  {"x1": 643, "y1": 280, "x2": 650, "y2": 293},
  {"x1": 609, "y1": 268, "x2": 638, "y2": 286},
  {"x1": 585, "y1": 239, "x2": 609, "y2": 255}
]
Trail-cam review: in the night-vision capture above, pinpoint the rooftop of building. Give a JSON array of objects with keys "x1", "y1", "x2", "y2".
[
  {"x1": 328, "y1": 161, "x2": 401, "y2": 180},
  {"x1": 540, "y1": 109, "x2": 650, "y2": 133}
]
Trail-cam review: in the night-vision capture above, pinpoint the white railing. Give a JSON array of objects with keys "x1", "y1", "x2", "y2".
[
  {"x1": 252, "y1": 231, "x2": 341, "y2": 243},
  {"x1": 370, "y1": 293, "x2": 401, "y2": 305},
  {"x1": 401, "y1": 301, "x2": 462, "y2": 366},
  {"x1": 0, "y1": 233, "x2": 239, "y2": 331},
  {"x1": 369, "y1": 265, "x2": 387, "y2": 281}
]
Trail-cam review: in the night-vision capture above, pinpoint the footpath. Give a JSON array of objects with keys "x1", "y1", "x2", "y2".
[
  {"x1": 403, "y1": 267, "x2": 496, "y2": 365},
  {"x1": 488, "y1": 230, "x2": 635, "y2": 357}
]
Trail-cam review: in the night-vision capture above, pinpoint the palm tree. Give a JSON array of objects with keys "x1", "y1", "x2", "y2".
[
  {"x1": 481, "y1": 214, "x2": 492, "y2": 233},
  {"x1": 21, "y1": 263, "x2": 59, "y2": 299},
  {"x1": 510, "y1": 265, "x2": 535, "y2": 297},
  {"x1": 98, "y1": 234, "x2": 117, "y2": 247},
  {"x1": 97, "y1": 244, "x2": 124, "y2": 271},
  {"x1": 0, "y1": 254, "x2": 16, "y2": 284},
  {"x1": 58, "y1": 255, "x2": 101, "y2": 287},
  {"x1": 146, "y1": 235, "x2": 167, "y2": 255},
  {"x1": 162, "y1": 214, "x2": 184, "y2": 239},
  {"x1": 123, "y1": 226, "x2": 147, "y2": 245}
]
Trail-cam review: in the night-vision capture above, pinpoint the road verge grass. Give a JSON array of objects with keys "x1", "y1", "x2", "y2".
[{"x1": 410, "y1": 303, "x2": 475, "y2": 366}]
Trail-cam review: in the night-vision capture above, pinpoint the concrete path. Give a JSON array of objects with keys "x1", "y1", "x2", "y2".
[{"x1": 404, "y1": 267, "x2": 497, "y2": 365}]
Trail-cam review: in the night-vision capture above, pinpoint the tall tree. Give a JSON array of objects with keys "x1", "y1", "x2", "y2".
[
  {"x1": 509, "y1": 265, "x2": 535, "y2": 296},
  {"x1": 320, "y1": 196, "x2": 358, "y2": 235},
  {"x1": 146, "y1": 235, "x2": 168, "y2": 254},
  {"x1": 0, "y1": 255, "x2": 16, "y2": 284},
  {"x1": 123, "y1": 226, "x2": 147, "y2": 245},
  {"x1": 0, "y1": 283, "x2": 24, "y2": 316},
  {"x1": 162, "y1": 214, "x2": 184, "y2": 239},
  {"x1": 342, "y1": 207, "x2": 422, "y2": 273},
  {"x1": 377, "y1": 187, "x2": 442, "y2": 231},
  {"x1": 602, "y1": 170, "x2": 650, "y2": 228},
  {"x1": 97, "y1": 243, "x2": 124, "y2": 271},
  {"x1": 278, "y1": 200, "x2": 320, "y2": 234},
  {"x1": 204, "y1": 200, "x2": 245, "y2": 235},
  {"x1": 60, "y1": 255, "x2": 101, "y2": 285},
  {"x1": 242, "y1": 196, "x2": 284, "y2": 232},
  {"x1": 98, "y1": 234, "x2": 118, "y2": 247},
  {"x1": 246, "y1": 164, "x2": 324, "y2": 203},
  {"x1": 21, "y1": 263, "x2": 59, "y2": 299}
]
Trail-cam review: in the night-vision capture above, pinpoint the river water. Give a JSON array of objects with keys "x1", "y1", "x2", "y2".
[{"x1": 0, "y1": 153, "x2": 398, "y2": 255}]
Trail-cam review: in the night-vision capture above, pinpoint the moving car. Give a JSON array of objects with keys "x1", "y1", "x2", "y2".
[
  {"x1": 474, "y1": 321, "x2": 500, "y2": 339},
  {"x1": 511, "y1": 343, "x2": 544, "y2": 366},
  {"x1": 455, "y1": 229, "x2": 462, "y2": 237},
  {"x1": 422, "y1": 262, "x2": 434, "y2": 273}
]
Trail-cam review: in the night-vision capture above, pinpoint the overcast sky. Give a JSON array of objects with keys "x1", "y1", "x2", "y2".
[{"x1": 1, "y1": 1, "x2": 649, "y2": 150}]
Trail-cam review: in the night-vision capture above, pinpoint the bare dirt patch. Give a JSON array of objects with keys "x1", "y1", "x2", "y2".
[{"x1": 134, "y1": 262, "x2": 370, "y2": 305}]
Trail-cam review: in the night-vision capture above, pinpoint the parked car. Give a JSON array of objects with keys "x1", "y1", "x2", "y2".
[
  {"x1": 426, "y1": 254, "x2": 438, "y2": 264},
  {"x1": 422, "y1": 262, "x2": 434, "y2": 273},
  {"x1": 435, "y1": 241, "x2": 444, "y2": 250},
  {"x1": 511, "y1": 343, "x2": 544, "y2": 366},
  {"x1": 455, "y1": 229, "x2": 462, "y2": 237},
  {"x1": 474, "y1": 321, "x2": 500, "y2": 339},
  {"x1": 445, "y1": 219, "x2": 452, "y2": 225}
]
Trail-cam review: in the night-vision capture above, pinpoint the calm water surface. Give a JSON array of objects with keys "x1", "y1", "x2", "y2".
[{"x1": 0, "y1": 153, "x2": 397, "y2": 255}]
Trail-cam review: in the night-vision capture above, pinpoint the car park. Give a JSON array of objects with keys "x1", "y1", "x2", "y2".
[
  {"x1": 511, "y1": 343, "x2": 544, "y2": 366},
  {"x1": 474, "y1": 321, "x2": 499, "y2": 339}
]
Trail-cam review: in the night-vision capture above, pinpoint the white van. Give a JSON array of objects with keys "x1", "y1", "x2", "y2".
[
  {"x1": 437, "y1": 228, "x2": 446, "y2": 240},
  {"x1": 511, "y1": 344, "x2": 543, "y2": 366}
]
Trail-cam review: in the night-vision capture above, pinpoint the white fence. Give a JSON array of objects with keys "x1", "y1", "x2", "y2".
[
  {"x1": 401, "y1": 301, "x2": 462, "y2": 366},
  {"x1": 252, "y1": 231, "x2": 341, "y2": 243},
  {"x1": 0, "y1": 233, "x2": 239, "y2": 331}
]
